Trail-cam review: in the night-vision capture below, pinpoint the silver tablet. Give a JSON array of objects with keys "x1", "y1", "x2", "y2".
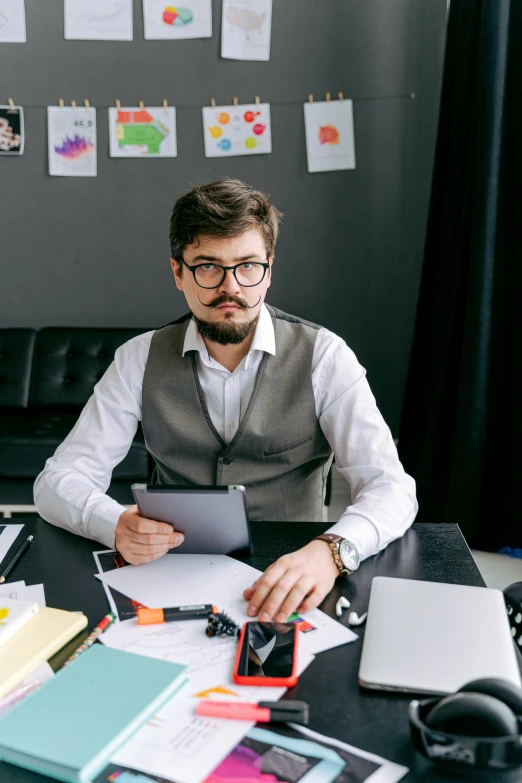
[{"x1": 131, "y1": 484, "x2": 252, "y2": 556}]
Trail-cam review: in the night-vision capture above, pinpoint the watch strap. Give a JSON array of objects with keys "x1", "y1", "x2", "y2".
[{"x1": 314, "y1": 533, "x2": 347, "y2": 575}]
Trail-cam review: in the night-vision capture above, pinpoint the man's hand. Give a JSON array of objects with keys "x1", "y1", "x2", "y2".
[
  {"x1": 243, "y1": 540, "x2": 338, "y2": 621},
  {"x1": 115, "y1": 505, "x2": 184, "y2": 565}
]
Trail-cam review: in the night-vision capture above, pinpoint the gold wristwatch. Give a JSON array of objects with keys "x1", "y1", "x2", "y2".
[{"x1": 314, "y1": 533, "x2": 360, "y2": 576}]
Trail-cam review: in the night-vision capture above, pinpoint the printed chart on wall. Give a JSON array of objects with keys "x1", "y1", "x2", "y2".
[
  {"x1": 304, "y1": 99, "x2": 356, "y2": 173},
  {"x1": 109, "y1": 106, "x2": 177, "y2": 157},
  {"x1": 203, "y1": 103, "x2": 271, "y2": 158},
  {"x1": 47, "y1": 106, "x2": 97, "y2": 177},
  {"x1": 0, "y1": 105, "x2": 24, "y2": 155},
  {"x1": 0, "y1": 0, "x2": 26, "y2": 42},
  {"x1": 221, "y1": 0, "x2": 272, "y2": 61},
  {"x1": 64, "y1": 0, "x2": 133, "y2": 40},
  {"x1": 143, "y1": 0, "x2": 212, "y2": 40}
]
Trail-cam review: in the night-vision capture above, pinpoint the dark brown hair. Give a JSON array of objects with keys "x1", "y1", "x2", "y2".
[{"x1": 169, "y1": 178, "x2": 283, "y2": 260}]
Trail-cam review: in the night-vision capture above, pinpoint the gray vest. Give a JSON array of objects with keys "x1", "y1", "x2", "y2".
[{"x1": 141, "y1": 305, "x2": 333, "y2": 521}]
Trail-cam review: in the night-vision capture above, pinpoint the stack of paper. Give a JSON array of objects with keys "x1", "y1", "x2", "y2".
[{"x1": 0, "y1": 580, "x2": 46, "y2": 606}]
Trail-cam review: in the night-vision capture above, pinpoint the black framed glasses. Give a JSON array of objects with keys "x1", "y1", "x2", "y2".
[{"x1": 179, "y1": 258, "x2": 270, "y2": 289}]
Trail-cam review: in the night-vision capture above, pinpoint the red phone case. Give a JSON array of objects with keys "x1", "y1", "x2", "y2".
[{"x1": 233, "y1": 621, "x2": 300, "y2": 687}]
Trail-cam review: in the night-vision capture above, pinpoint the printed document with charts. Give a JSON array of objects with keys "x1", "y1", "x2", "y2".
[{"x1": 95, "y1": 555, "x2": 357, "y2": 783}]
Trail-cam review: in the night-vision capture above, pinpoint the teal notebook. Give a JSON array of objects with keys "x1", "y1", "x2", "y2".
[{"x1": 0, "y1": 645, "x2": 187, "y2": 783}]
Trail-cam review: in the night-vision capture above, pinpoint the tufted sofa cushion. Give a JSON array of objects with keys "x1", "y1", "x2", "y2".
[
  {"x1": 0, "y1": 330, "x2": 36, "y2": 408},
  {"x1": 32, "y1": 328, "x2": 144, "y2": 407}
]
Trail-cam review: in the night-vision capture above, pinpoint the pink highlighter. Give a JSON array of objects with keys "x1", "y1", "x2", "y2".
[{"x1": 196, "y1": 699, "x2": 309, "y2": 724}]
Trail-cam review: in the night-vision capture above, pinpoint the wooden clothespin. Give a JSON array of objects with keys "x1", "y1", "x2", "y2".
[
  {"x1": 58, "y1": 98, "x2": 65, "y2": 108},
  {"x1": 138, "y1": 100, "x2": 144, "y2": 109},
  {"x1": 254, "y1": 95, "x2": 260, "y2": 105},
  {"x1": 210, "y1": 97, "x2": 216, "y2": 108},
  {"x1": 115, "y1": 99, "x2": 121, "y2": 110},
  {"x1": 8, "y1": 98, "x2": 15, "y2": 110},
  {"x1": 71, "y1": 100, "x2": 77, "y2": 108},
  {"x1": 338, "y1": 91, "x2": 344, "y2": 102},
  {"x1": 233, "y1": 96, "x2": 238, "y2": 107},
  {"x1": 162, "y1": 98, "x2": 168, "y2": 109},
  {"x1": 84, "y1": 99, "x2": 90, "y2": 109},
  {"x1": 326, "y1": 92, "x2": 331, "y2": 102},
  {"x1": 308, "y1": 94, "x2": 314, "y2": 104}
]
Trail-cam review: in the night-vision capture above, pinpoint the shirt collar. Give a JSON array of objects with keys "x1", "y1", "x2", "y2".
[{"x1": 182, "y1": 303, "x2": 276, "y2": 367}]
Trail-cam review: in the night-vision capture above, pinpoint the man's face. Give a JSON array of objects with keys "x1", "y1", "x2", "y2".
[{"x1": 171, "y1": 229, "x2": 272, "y2": 345}]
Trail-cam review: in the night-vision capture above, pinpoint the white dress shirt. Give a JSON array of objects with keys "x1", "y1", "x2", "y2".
[{"x1": 34, "y1": 304, "x2": 418, "y2": 557}]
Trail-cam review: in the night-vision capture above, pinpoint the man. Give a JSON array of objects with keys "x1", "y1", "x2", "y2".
[{"x1": 34, "y1": 178, "x2": 417, "y2": 623}]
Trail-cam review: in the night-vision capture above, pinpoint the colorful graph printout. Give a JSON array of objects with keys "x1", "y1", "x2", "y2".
[
  {"x1": 143, "y1": 0, "x2": 211, "y2": 40},
  {"x1": 221, "y1": 0, "x2": 272, "y2": 61},
  {"x1": 0, "y1": 0, "x2": 26, "y2": 42},
  {"x1": 109, "y1": 106, "x2": 177, "y2": 157},
  {"x1": 47, "y1": 106, "x2": 97, "y2": 177},
  {"x1": 0, "y1": 106, "x2": 24, "y2": 155},
  {"x1": 304, "y1": 99, "x2": 356, "y2": 173},
  {"x1": 202, "y1": 103, "x2": 271, "y2": 158},
  {"x1": 64, "y1": 0, "x2": 133, "y2": 41}
]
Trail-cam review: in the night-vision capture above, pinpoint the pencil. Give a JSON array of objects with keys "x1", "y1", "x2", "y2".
[
  {"x1": 63, "y1": 612, "x2": 116, "y2": 666},
  {"x1": 0, "y1": 535, "x2": 34, "y2": 584}
]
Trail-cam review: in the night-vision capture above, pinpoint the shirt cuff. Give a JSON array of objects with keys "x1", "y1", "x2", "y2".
[
  {"x1": 87, "y1": 501, "x2": 126, "y2": 550},
  {"x1": 325, "y1": 514, "x2": 380, "y2": 562}
]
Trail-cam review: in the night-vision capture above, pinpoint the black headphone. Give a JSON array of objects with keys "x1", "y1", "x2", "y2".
[{"x1": 409, "y1": 677, "x2": 522, "y2": 770}]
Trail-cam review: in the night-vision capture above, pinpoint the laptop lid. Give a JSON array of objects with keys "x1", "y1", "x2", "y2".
[{"x1": 358, "y1": 577, "x2": 521, "y2": 695}]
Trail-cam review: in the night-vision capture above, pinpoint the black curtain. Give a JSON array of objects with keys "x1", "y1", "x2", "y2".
[{"x1": 399, "y1": 0, "x2": 521, "y2": 551}]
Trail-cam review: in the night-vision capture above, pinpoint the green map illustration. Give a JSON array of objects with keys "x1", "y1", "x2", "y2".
[{"x1": 115, "y1": 109, "x2": 169, "y2": 155}]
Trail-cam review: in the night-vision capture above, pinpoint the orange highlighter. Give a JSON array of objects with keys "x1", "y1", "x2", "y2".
[
  {"x1": 196, "y1": 700, "x2": 309, "y2": 724},
  {"x1": 138, "y1": 605, "x2": 218, "y2": 624}
]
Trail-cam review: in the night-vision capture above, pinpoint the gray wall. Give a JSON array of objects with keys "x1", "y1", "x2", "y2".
[{"x1": 1, "y1": 0, "x2": 447, "y2": 434}]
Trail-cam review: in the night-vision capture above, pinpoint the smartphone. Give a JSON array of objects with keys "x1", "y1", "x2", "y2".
[{"x1": 233, "y1": 621, "x2": 299, "y2": 687}]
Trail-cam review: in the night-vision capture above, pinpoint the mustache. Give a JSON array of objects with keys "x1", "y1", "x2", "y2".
[{"x1": 198, "y1": 294, "x2": 261, "y2": 310}]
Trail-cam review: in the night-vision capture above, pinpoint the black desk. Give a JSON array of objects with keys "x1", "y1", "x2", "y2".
[{"x1": 0, "y1": 520, "x2": 517, "y2": 783}]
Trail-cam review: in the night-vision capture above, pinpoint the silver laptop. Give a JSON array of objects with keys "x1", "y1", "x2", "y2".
[{"x1": 358, "y1": 576, "x2": 521, "y2": 695}]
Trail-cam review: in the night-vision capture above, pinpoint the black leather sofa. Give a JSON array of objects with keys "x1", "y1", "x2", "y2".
[{"x1": 0, "y1": 327, "x2": 151, "y2": 506}]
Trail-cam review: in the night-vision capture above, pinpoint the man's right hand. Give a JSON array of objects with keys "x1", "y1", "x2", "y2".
[{"x1": 115, "y1": 505, "x2": 184, "y2": 565}]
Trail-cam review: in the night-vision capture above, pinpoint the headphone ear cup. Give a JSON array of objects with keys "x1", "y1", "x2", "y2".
[
  {"x1": 458, "y1": 678, "x2": 522, "y2": 716},
  {"x1": 425, "y1": 692, "x2": 519, "y2": 738}
]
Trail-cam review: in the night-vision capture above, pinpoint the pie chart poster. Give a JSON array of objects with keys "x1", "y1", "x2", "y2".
[{"x1": 143, "y1": 0, "x2": 212, "y2": 39}]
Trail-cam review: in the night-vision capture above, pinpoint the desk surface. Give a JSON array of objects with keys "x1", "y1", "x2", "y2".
[{"x1": 0, "y1": 520, "x2": 518, "y2": 783}]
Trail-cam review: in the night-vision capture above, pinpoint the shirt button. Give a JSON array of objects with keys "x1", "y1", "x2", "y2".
[
  {"x1": 229, "y1": 421, "x2": 235, "y2": 429},
  {"x1": 223, "y1": 456, "x2": 232, "y2": 465}
]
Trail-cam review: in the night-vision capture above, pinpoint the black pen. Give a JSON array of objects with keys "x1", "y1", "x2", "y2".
[{"x1": 0, "y1": 535, "x2": 34, "y2": 584}]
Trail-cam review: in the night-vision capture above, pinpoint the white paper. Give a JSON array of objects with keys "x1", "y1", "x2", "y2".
[
  {"x1": 47, "y1": 106, "x2": 97, "y2": 177},
  {"x1": 0, "y1": 524, "x2": 24, "y2": 565},
  {"x1": 0, "y1": 581, "x2": 45, "y2": 605},
  {"x1": 0, "y1": 0, "x2": 26, "y2": 42},
  {"x1": 112, "y1": 654, "x2": 315, "y2": 783},
  {"x1": 221, "y1": 0, "x2": 272, "y2": 61},
  {"x1": 304, "y1": 99, "x2": 356, "y2": 173},
  {"x1": 96, "y1": 554, "x2": 358, "y2": 658},
  {"x1": 64, "y1": 0, "x2": 133, "y2": 41},
  {"x1": 109, "y1": 106, "x2": 177, "y2": 157},
  {"x1": 143, "y1": 0, "x2": 211, "y2": 40},
  {"x1": 202, "y1": 103, "x2": 272, "y2": 157}
]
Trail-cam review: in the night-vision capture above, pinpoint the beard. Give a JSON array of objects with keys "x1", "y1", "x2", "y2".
[{"x1": 193, "y1": 293, "x2": 260, "y2": 345}]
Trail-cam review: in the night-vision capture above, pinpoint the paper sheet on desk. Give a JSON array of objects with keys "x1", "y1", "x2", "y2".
[
  {"x1": 0, "y1": 580, "x2": 46, "y2": 606},
  {"x1": 110, "y1": 653, "x2": 315, "y2": 783},
  {"x1": 95, "y1": 554, "x2": 358, "y2": 656},
  {"x1": 0, "y1": 524, "x2": 24, "y2": 564}
]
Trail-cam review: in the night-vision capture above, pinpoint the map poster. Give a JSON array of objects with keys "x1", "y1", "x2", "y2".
[
  {"x1": 202, "y1": 102, "x2": 271, "y2": 158},
  {"x1": 0, "y1": 0, "x2": 26, "y2": 43},
  {"x1": 109, "y1": 106, "x2": 177, "y2": 157},
  {"x1": 64, "y1": 0, "x2": 133, "y2": 41},
  {"x1": 143, "y1": 0, "x2": 212, "y2": 40},
  {"x1": 0, "y1": 106, "x2": 24, "y2": 155},
  {"x1": 47, "y1": 106, "x2": 97, "y2": 177},
  {"x1": 221, "y1": 0, "x2": 272, "y2": 61},
  {"x1": 304, "y1": 99, "x2": 356, "y2": 173}
]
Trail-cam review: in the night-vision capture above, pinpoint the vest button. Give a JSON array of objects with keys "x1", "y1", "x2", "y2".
[{"x1": 223, "y1": 456, "x2": 232, "y2": 465}]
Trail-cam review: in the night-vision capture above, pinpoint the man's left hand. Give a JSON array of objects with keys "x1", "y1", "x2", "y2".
[{"x1": 243, "y1": 540, "x2": 339, "y2": 621}]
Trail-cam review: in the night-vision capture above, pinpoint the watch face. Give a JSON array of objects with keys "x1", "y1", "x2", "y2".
[{"x1": 339, "y1": 539, "x2": 360, "y2": 572}]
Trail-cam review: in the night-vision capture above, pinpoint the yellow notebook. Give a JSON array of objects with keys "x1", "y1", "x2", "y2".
[{"x1": 0, "y1": 607, "x2": 87, "y2": 699}]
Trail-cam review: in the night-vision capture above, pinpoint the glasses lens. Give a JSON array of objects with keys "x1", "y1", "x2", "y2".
[
  {"x1": 235, "y1": 263, "x2": 265, "y2": 286},
  {"x1": 194, "y1": 264, "x2": 225, "y2": 288}
]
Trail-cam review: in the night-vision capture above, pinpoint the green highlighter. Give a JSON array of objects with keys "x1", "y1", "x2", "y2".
[{"x1": 0, "y1": 645, "x2": 187, "y2": 783}]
